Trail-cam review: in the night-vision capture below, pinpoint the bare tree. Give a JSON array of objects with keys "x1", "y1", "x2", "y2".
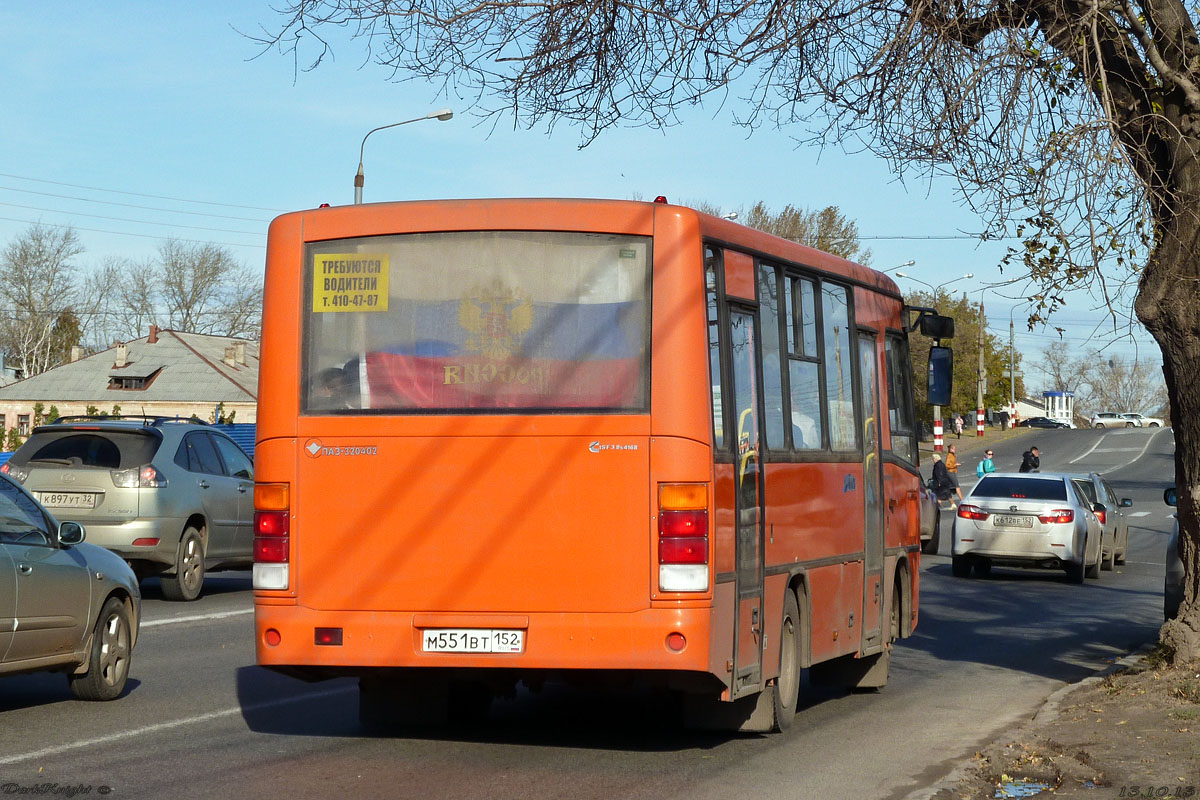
[
  {"x1": 0, "y1": 223, "x2": 86, "y2": 376},
  {"x1": 257, "y1": 2, "x2": 1200, "y2": 659},
  {"x1": 112, "y1": 239, "x2": 263, "y2": 340}
]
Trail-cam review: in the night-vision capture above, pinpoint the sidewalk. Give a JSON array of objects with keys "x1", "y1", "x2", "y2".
[{"x1": 918, "y1": 424, "x2": 1031, "y2": 461}]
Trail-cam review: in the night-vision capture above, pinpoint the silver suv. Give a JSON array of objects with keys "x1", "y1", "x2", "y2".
[{"x1": 1, "y1": 416, "x2": 254, "y2": 601}]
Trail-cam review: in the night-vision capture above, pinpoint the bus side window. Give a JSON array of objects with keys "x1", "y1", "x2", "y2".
[
  {"x1": 758, "y1": 263, "x2": 786, "y2": 452},
  {"x1": 786, "y1": 275, "x2": 823, "y2": 450},
  {"x1": 705, "y1": 248, "x2": 725, "y2": 451}
]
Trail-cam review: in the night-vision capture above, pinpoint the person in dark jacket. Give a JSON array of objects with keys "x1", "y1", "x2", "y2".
[
  {"x1": 1019, "y1": 446, "x2": 1040, "y2": 473},
  {"x1": 930, "y1": 453, "x2": 957, "y2": 507}
]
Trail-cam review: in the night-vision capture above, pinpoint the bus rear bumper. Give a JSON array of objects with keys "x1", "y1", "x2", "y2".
[{"x1": 254, "y1": 604, "x2": 716, "y2": 677}]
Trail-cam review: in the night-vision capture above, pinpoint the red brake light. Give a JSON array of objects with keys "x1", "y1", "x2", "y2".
[
  {"x1": 1094, "y1": 510, "x2": 1107, "y2": 525},
  {"x1": 254, "y1": 537, "x2": 290, "y2": 563},
  {"x1": 659, "y1": 537, "x2": 708, "y2": 564},
  {"x1": 957, "y1": 504, "x2": 990, "y2": 520},
  {"x1": 1038, "y1": 509, "x2": 1075, "y2": 524},
  {"x1": 659, "y1": 510, "x2": 708, "y2": 537},
  {"x1": 255, "y1": 511, "x2": 289, "y2": 536},
  {"x1": 254, "y1": 511, "x2": 290, "y2": 563},
  {"x1": 0, "y1": 463, "x2": 8, "y2": 474}
]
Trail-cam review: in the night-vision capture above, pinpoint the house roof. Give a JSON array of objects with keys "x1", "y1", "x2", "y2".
[{"x1": 0, "y1": 331, "x2": 258, "y2": 403}]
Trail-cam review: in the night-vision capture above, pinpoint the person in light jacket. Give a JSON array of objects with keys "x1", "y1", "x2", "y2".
[{"x1": 976, "y1": 449, "x2": 996, "y2": 478}]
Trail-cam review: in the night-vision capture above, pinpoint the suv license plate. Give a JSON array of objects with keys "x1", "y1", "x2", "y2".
[
  {"x1": 422, "y1": 629, "x2": 524, "y2": 654},
  {"x1": 993, "y1": 515, "x2": 1033, "y2": 528},
  {"x1": 35, "y1": 492, "x2": 97, "y2": 509}
]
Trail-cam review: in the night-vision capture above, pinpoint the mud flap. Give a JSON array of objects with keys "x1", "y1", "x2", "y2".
[
  {"x1": 681, "y1": 685, "x2": 778, "y2": 732},
  {"x1": 809, "y1": 647, "x2": 890, "y2": 691}
]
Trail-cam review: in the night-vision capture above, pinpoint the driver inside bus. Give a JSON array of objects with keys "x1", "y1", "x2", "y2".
[{"x1": 312, "y1": 365, "x2": 357, "y2": 409}]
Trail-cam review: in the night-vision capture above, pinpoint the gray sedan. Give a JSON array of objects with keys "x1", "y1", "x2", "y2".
[
  {"x1": 952, "y1": 472, "x2": 1103, "y2": 583},
  {"x1": 0, "y1": 473, "x2": 140, "y2": 700}
]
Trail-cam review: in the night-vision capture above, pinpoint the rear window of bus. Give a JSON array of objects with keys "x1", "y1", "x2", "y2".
[{"x1": 303, "y1": 231, "x2": 651, "y2": 414}]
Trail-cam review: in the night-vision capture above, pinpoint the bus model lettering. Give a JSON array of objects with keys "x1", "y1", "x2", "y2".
[{"x1": 323, "y1": 276, "x2": 379, "y2": 292}]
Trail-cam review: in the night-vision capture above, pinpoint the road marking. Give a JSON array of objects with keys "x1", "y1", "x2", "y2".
[
  {"x1": 0, "y1": 685, "x2": 356, "y2": 766},
  {"x1": 1069, "y1": 434, "x2": 1106, "y2": 464},
  {"x1": 1088, "y1": 448, "x2": 1140, "y2": 454},
  {"x1": 141, "y1": 608, "x2": 254, "y2": 628},
  {"x1": 1101, "y1": 427, "x2": 1164, "y2": 475}
]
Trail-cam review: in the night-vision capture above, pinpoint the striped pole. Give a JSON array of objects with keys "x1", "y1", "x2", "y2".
[
  {"x1": 933, "y1": 417, "x2": 944, "y2": 452},
  {"x1": 976, "y1": 409, "x2": 985, "y2": 436}
]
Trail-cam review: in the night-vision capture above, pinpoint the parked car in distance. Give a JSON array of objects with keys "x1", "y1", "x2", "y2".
[
  {"x1": 1018, "y1": 416, "x2": 1070, "y2": 429},
  {"x1": 919, "y1": 478, "x2": 941, "y2": 555},
  {"x1": 952, "y1": 473, "x2": 1103, "y2": 583},
  {"x1": 1164, "y1": 487, "x2": 1182, "y2": 621},
  {"x1": 0, "y1": 472, "x2": 140, "y2": 699},
  {"x1": 1119, "y1": 412, "x2": 1164, "y2": 428},
  {"x1": 1090, "y1": 412, "x2": 1131, "y2": 428},
  {"x1": 1, "y1": 416, "x2": 255, "y2": 601},
  {"x1": 1066, "y1": 473, "x2": 1132, "y2": 570}
]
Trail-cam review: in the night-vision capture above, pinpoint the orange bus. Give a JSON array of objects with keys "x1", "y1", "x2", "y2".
[{"x1": 253, "y1": 197, "x2": 952, "y2": 732}]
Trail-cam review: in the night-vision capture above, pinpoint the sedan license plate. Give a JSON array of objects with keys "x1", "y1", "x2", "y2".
[
  {"x1": 34, "y1": 491, "x2": 97, "y2": 509},
  {"x1": 422, "y1": 629, "x2": 524, "y2": 654},
  {"x1": 993, "y1": 514, "x2": 1034, "y2": 528}
]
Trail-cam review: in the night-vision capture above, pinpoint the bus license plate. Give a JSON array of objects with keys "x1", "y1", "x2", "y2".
[
  {"x1": 35, "y1": 492, "x2": 97, "y2": 509},
  {"x1": 993, "y1": 515, "x2": 1033, "y2": 528},
  {"x1": 422, "y1": 629, "x2": 524, "y2": 654}
]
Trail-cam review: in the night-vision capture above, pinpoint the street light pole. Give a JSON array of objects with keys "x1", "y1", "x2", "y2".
[
  {"x1": 977, "y1": 291, "x2": 986, "y2": 437},
  {"x1": 354, "y1": 108, "x2": 453, "y2": 204},
  {"x1": 1009, "y1": 305, "x2": 1017, "y2": 425},
  {"x1": 894, "y1": 271, "x2": 974, "y2": 451}
]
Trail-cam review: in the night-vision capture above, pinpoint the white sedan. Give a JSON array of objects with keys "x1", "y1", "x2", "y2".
[{"x1": 1119, "y1": 413, "x2": 1165, "y2": 428}]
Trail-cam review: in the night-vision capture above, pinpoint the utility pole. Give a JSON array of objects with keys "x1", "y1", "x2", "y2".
[
  {"x1": 1009, "y1": 313, "x2": 1016, "y2": 424},
  {"x1": 977, "y1": 297, "x2": 986, "y2": 436}
]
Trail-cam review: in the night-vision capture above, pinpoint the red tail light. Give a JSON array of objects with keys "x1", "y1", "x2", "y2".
[
  {"x1": 957, "y1": 504, "x2": 990, "y2": 520},
  {"x1": 254, "y1": 512, "x2": 289, "y2": 562},
  {"x1": 1038, "y1": 509, "x2": 1075, "y2": 524},
  {"x1": 253, "y1": 483, "x2": 291, "y2": 590},
  {"x1": 1094, "y1": 510, "x2": 1107, "y2": 525},
  {"x1": 657, "y1": 483, "x2": 709, "y2": 592}
]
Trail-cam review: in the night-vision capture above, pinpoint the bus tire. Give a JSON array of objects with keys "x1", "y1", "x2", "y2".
[
  {"x1": 771, "y1": 590, "x2": 801, "y2": 732},
  {"x1": 160, "y1": 527, "x2": 205, "y2": 602}
]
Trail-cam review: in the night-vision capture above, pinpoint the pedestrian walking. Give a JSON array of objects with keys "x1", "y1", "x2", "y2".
[
  {"x1": 930, "y1": 453, "x2": 957, "y2": 506},
  {"x1": 945, "y1": 444, "x2": 964, "y2": 505},
  {"x1": 953, "y1": 415, "x2": 964, "y2": 439},
  {"x1": 1019, "y1": 446, "x2": 1040, "y2": 473},
  {"x1": 976, "y1": 449, "x2": 996, "y2": 479}
]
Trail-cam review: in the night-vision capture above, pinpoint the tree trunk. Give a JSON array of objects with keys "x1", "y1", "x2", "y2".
[{"x1": 1136, "y1": 215, "x2": 1200, "y2": 663}]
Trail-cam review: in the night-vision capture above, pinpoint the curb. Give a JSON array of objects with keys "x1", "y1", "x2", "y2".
[{"x1": 908, "y1": 643, "x2": 1158, "y2": 800}]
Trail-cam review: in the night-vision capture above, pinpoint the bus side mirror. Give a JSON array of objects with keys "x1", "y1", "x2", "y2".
[
  {"x1": 920, "y1": 314, "x2": 955, "y2": 340},
  {"x1": 928, "y1": 346, "x2": 953, "y2": 407},
  {"x1": 1165, "y1": 487, "x2": 1177, "y2": 507}
]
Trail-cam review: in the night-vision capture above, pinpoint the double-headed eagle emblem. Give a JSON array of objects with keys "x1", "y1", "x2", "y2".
[{"x1": 458, "y1": 279, "x2": 533, "y2": 359}]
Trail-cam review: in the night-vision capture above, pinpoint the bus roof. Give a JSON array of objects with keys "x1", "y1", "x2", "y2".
[{"x1": 270, "y1": 197, "x2": 900, "y2": 299}]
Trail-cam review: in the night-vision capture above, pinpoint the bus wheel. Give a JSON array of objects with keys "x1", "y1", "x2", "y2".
[
  {"x1": 771, "y1": 590, "x2": 801, "y2": 732},
  {"x1": 160, "y1": 527, "x2": 204, "y2": 602}
]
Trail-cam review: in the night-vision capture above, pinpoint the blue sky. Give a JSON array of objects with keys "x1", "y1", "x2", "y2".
[{"x1": 0, "y1": 3, "x2": 1159, "y2": 386}]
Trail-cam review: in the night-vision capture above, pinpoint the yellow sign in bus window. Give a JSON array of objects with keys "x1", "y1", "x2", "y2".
[{"x1": 313, "y1": 254, "x2": 389, "y2": 312}]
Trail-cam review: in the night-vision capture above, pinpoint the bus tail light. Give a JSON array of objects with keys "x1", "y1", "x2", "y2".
[
  {"x1": 658, "y1": 483, "x2": 709, "y2": 592},
  {"x1": 253, "y1": 482, "x2": 291, "y2": 591}
]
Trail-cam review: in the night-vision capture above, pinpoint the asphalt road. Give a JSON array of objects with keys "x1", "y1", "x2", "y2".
[{"x1": 0, "y1": 427, "x2": 1175, "y2": 800}]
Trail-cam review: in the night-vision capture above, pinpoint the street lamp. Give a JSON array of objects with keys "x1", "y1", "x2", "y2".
[
  {"x1": 893, "y1": 271, "x2": 974, "y2": 295},
  {"x1": 354, "y1": 108, "x2": 454, "y2": 204},
  {"x1": 882, "y1": 259, "x2": 915, "y2": 274}
]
